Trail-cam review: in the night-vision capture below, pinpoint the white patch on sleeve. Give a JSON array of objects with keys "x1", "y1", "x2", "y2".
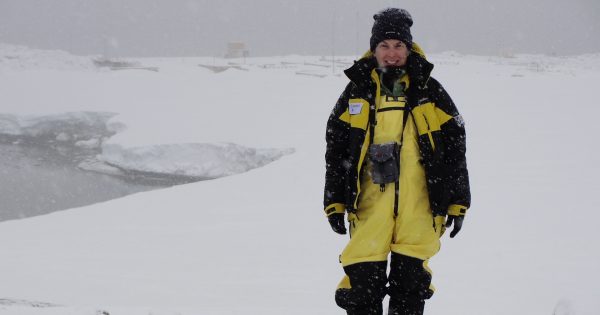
[
  {"x1": 349, "y1": 103, "x2": 363, "y2": 115},
  {"x1": 454, "y1": 115, "x2": 465, "y2": 127}
]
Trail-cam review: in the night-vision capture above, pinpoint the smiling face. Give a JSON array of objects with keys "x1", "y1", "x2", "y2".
[{"x1": 374, "y1": 39, "x2": 410, "y2": 68}]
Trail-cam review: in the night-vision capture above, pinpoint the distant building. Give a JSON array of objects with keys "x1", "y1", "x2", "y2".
[{"x1": 225, "y1": 42, "x2": 249, "y2": 59}]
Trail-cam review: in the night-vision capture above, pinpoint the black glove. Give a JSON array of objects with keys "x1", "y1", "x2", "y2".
[
  {"x1": 328, "y1": 213, "x2": 347, "y2": 235},
  {"x1": 445, "y1": 215, "x2": 464, "y2": 238}
]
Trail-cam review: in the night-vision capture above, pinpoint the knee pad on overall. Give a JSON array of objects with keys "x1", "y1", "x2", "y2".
[
  {"x1": 388, "y1": 253, "x2": 434, "y2": 302},
  {"x1": 335, "y1": 261, "x2": 388, "y2": 312}
]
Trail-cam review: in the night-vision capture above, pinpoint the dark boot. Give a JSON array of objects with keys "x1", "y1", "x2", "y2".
[{"x1": 335, "y1": 261, "x2": 387, "y2": 315}]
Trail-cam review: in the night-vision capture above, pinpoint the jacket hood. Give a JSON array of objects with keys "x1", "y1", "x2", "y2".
[{"x1": 344, "y1": 42, "x2": 433, "y2": 90}]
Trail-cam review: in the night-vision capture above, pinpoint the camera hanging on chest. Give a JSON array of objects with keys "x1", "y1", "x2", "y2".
[{"x1": 369, "y1": 142, "x2": 400, "y2": 192}]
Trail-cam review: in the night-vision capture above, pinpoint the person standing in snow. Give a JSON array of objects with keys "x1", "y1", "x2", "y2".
[{"x1": 323, "y1": 8, "x2": 471, "y2": 315}]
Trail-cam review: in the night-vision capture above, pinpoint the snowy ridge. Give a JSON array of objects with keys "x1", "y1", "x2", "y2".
[
  {"x1": 0, "y1": 111, "x2": 293, "y2": 179},
  {"x1": 0, "y1": 299, "x2": 59, "y2": 308},
  {"x1": 0, "y1": 43, "x2": 97, "y2": 71},
  {"x1": 0, "y1": 112, "x2": 119, "y2": 149},
  {"x1": 430, "y1": 51, "x2": 600, "y2": 74},
  {"x1": 98, "y1": 142, "x2": 294, "y2": 179}
]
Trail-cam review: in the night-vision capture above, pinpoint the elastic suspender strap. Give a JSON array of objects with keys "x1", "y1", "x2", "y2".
[
  {"x1": 393, "y1": 109, "x2": 410, "y2": 218},
  {"x1": 369, "y1": 103, "x2": 376, "y2": 145},
  {"x1": 393, "y1": 180, "x2": 399, "y2": 218}
]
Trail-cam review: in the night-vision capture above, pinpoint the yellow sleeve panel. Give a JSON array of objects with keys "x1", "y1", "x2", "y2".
[
  {"x1": 447, "y1": 204, "x2": 468, "y2": 216},
  {"x1": 325, "y1": 203, "x2": 345, "y2": 217}
]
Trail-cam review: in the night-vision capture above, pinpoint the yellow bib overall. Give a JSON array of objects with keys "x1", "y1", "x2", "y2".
[{"x1": 337, "y1": 72, "x2": 446, "y2": 294}]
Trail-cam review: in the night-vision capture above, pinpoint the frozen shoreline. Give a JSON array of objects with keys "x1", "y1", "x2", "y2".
[{"x1": 0, "y1": 112, "x2": 294, "y2": 180}]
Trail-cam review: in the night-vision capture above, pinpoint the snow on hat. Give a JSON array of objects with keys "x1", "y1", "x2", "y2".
[{"x1": 370, "y1": 8, "x2": 413, "y2": 52}]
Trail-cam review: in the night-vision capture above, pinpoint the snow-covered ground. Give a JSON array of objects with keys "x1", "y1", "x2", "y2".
[{"x1": 1, "y1": 44, "x2": 599, "y2": 314}]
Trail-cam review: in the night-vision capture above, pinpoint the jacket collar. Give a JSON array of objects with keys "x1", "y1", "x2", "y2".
[
  {"x1": 343, "y1": 57, "x2": 378, "y2": 89},
  {"x1": 344, "y1": 43, "x2": 434, "y2": 91}
]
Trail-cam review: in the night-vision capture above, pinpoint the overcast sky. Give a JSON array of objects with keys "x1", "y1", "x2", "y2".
[{"x1": 1, "y1": 0, "x2": 598, "y2": 57}]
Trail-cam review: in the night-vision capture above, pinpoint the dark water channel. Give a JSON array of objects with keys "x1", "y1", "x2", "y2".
[{"x1": 0, "y1": 138, "x2": 196, "y2": 222}]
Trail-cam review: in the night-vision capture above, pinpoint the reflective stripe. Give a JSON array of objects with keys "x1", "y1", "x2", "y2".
[
  {"x1": 447, "y1": 204, "x2": 467, "y2": 216},
  {"x1": 325, "y1": 203, "x2": 345, "y2": 216}
]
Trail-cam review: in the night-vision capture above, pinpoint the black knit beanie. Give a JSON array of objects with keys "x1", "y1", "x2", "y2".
[{"x1": 370, "y1": 8, "x2": 413, "y2": 52}]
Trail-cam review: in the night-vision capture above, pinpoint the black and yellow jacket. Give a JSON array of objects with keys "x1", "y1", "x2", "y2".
[{"x1": 324, "y1": 46, "x2": 471, "y2": 218}]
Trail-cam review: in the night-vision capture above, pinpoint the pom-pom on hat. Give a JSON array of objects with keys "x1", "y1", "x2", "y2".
[{"x1": 370, "y1": 8, "x2": 413, "y2": 52}]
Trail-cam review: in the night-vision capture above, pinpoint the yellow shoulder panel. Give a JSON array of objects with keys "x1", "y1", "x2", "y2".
[
  {"x1": 411, "y1": 102, "x2": 439, "y2": 135},
  {"x1": 348, "y1": 98, "x2": 370, "y2": 130},
  {"x1": 434, "y1": 107, "x2": 453, "y2": 126},
  {"x1": 339, "y1": 109, "x2": 350, "y2": 123}
]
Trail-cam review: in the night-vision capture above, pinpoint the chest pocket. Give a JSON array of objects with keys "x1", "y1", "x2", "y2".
[{"x1": 373, "y1": 95, "x2": 406, "y2": 144}]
